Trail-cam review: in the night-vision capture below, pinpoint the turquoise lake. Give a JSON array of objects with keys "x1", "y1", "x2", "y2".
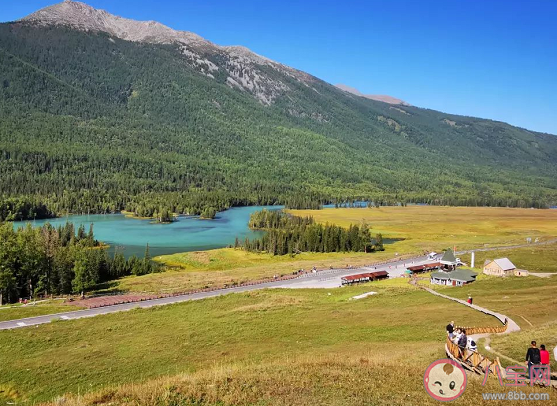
[{"x1": 14, "y1": 206, "x2": 282, "y2": 258}]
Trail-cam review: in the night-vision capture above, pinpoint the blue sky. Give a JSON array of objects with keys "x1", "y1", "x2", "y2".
[{"x1": 2, "y1": 0, "x2": 557, "y2": 134}]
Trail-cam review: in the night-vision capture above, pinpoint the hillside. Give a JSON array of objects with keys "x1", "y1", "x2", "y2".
[{"x1": 1, "y1": 1, "x2": 557, "y2": 218}]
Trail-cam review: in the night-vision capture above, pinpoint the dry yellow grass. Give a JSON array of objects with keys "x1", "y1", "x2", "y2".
[
  {"x1": 42, "y1": 353, "x2": 550, "y2": 406},
  {"x1": 289, "y1": 206, "x2": 557, "y2": 254}
]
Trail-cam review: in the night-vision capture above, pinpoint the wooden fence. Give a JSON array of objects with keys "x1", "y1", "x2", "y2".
[{"x1": 455, "y1": 319, "x2": 509, "y2": 335}]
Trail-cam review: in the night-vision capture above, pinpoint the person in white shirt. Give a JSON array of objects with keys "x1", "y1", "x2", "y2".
[{"x1": 453, "y1": 329, "x2": 462, "y2": 345}]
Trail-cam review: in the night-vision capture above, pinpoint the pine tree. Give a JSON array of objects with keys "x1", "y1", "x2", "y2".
[{"x1": 87, "y1": 223, "x2": 95, "y2": 245}]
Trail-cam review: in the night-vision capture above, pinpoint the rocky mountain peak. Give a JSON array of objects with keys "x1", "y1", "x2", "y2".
[
  {"x1": 18, "y1": 1, "x2": 315, "y2": 105},
  {"x1": 336, "y1": 84, "x2": 409, "y2": 106}
]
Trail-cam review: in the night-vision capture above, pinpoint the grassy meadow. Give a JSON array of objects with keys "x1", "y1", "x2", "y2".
[
  {"x1": 289, "y1": 206, "x2": 557, "y2": 254},
  {"x1": 417, "y1": 268, "x2": 557, "y2": 370},
  {"x1": 37, "y1": 353, "x2": 549, "y2": 406},
  {"x1": 422, "y1": 273, "x2": 557, "y2": 330},
  {"x1": 460, "y1": 243, "x2": 557, "y2": 273},
  {"x1": 1, "y1": 280, "x2": 501, "y2": 404},
  {"x1": 423, "y1": 243, "x2": 557, "y2": 330}
]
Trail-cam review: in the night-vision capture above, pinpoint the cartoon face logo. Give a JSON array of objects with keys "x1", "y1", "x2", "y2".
[{"x1": 424, "y1": 359, "x2": 467, "y2": 401}]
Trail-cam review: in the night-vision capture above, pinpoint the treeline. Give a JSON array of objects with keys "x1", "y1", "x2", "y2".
[
  {"x1": 0, "y1": 222, "x2": 160, "y2": 304},
  {"x1": 241, "y1": 210, "x2": 384, "y2": 255},
  {"x1": 0, "y1": 197, "x2": 54, "y2": 221},
  {"x1": 248, "y1": 209, "x2": 314, "y2": 229},
  {"x1": 0, "y1": 189, "x2": 328, "y2": 222},
  {"x1": 284, "y1": 196, "x2": 323, "y2": 210}
]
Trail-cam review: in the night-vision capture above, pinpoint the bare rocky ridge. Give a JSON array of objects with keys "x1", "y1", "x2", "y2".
[
  {"x1": 20, "y1": 0, "x2": 315, "y2": 105},
  {"x1": 336, "y1": 83, "x2": 409, "y2": 106}
]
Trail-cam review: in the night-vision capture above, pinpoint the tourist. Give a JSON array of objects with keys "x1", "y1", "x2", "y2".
[
  {"x1": 446, "y1": 321, "x2": 455, "y2": 339},
  {"x1": 540, "y1": 345, "x2": 550, "y2": 365},
  {"x1": 467, "y1": 338, "x2": 477, "y2": 352},
  {"x1": 453, "y1": 328, "x2": 462, "y2": 345},
  {"x1": 457, "y1": 329, "x2": 467, "y2": 358},
  {"x1": 525, "y1": 341, "x2": 541, "y2": 379}
]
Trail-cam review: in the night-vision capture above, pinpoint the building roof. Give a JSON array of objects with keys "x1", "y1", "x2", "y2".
[
  {"x1": 406, "y1": 262, "x2": 441, "y2": 272},
  {"x1": 431, "y1": 269, "x2": 478, "y2": 282},
  {"x1": 441, "y1": 249, "x2": 457, "y2": 264},
  {"x1": 341, "y1": 271, "x2": 388, "y2": 281},
  {"x1": 492, "y1": 258, "x2": 516, "y2": 271},
  {"x1": 431, "y1": 271, "x2": 450, "y2": 280}
]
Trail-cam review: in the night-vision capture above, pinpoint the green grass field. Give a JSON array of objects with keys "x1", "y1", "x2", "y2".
[
  {"x1": 418, "y1": 269, "x2": 557, "y2": 371},
  {"x1": 461, "y1": 243, "x2": 557, "y2": 273},
  {"x1": 0, "y1": 281, "x2": 499, "y2": 404},
  {"x1": 425, "y1": 273, "x2": 557, "y2": 330}
]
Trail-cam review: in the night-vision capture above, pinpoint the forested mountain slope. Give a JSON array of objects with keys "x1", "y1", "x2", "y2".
[{"x1": 1, "y1": 1, "x2": 556, "y2": 219}]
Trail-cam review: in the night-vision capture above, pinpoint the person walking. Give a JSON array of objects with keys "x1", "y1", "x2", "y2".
[
  {"x1": 446, "y1": 321, "x2": 455, "y2": 339},
  {"x1": 540, "y1": 345, "x2": 550, "y2": 365},
  {"x1": 525, "y1": 341, "x2": 541, "y2": 379}
]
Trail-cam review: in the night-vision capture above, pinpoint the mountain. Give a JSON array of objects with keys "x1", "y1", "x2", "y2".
[
  {"x1": 1, "y1": 1, "x2": 556, "y2": 218},
  {"x1": 335, "y1": 84, "x2": 409, "y2": 106},
  {"x1": 20, "y1": 0, "x2": 314, "y2": 106}
]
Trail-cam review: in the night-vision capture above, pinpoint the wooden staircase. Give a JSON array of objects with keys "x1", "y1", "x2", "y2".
[{"x1": 445, "y1": 335, "x2": 505, "y2": 378}]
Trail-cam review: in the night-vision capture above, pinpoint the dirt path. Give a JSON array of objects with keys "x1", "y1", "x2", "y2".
[{"x1": 529, "y1": 272, "x2": 557, "y2": 278}]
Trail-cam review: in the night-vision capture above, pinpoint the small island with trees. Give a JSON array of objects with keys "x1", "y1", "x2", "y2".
[{"x1": 236, "y1": 210, "x2": 384, "y2": 255}]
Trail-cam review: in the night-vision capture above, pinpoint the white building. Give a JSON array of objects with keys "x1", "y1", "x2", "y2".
[
  {"x1": 430, "y1": 269, "x2": 478, "y2": 287},
  {"x1": 483, "y1": 258, "x2": 516, "y2": 277}
]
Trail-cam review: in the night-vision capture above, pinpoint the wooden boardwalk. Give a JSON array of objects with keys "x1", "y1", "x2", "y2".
[{"x1": 413, "y1": 280, "x2": 556, "y2": 387}]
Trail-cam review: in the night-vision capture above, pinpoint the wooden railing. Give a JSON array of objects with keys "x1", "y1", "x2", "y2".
[
  {"x1": 445, "y1": 337, "x2": 505, "y2": 378},
  {"x1": 455, "y1": 319, "x2": 508, "y2": 335}
]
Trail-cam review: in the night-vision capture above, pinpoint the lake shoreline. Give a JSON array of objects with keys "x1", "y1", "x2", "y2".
[{"x1": 12, "y1": 206, "x2": 283, "y2": 258}]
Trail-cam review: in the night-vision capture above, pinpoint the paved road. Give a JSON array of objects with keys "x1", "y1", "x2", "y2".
[
  {"x1": 0, "y1": 255, "x2": 429, "y2": 331},
  {"x1": 4, "y1": 239, "x2": 554, "y2": 331}
]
